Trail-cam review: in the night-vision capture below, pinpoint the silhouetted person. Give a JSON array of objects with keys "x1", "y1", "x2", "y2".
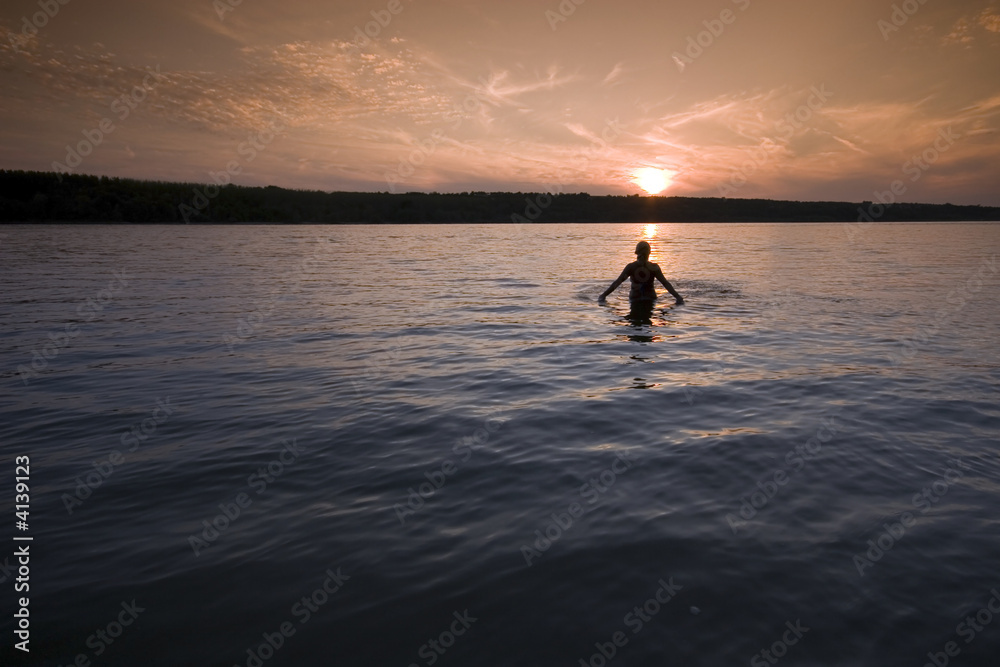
[{"x1": 599, "y1": 241, "x2": 684, "y2": 304}]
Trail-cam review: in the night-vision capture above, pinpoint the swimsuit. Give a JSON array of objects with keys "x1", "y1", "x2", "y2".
[{"x1": 629, "y1": 262, "x2": 656, "y2": 301}]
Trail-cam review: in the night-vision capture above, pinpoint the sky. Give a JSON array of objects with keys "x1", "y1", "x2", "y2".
[{"x1": 1, "y1": 0, "x2": 999, "y2": 204}]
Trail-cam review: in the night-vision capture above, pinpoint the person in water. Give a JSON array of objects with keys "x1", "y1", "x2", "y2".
[{"x1": 599, "y1": 241, "x2": 684, "y2": 304}]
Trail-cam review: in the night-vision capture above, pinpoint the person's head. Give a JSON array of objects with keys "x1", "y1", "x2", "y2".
[{"x1": 634, "y1": 241, "x2": 651, "y2": 260}]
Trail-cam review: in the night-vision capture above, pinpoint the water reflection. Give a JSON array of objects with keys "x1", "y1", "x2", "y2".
[
  {"x1": 603, "y1": 298, "x2": 678, "y2": 342},
  {"x1": 626, "y1": 299, "x2": 657, "y2": 326}
]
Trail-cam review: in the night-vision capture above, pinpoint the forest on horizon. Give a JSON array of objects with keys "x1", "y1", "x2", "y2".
[{"x1": 2, "y1": 170, "x2": 999, "y2": 224}]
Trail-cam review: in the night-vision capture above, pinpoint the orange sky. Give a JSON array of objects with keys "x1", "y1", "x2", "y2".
[{"x1": 1, "y1": 0, "x2": 999, "y2": 204}]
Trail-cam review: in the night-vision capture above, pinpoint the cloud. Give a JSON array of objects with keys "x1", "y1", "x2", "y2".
[
  {"x1": 1, "y1": 6, "x2": 998, "y2": 204},
  {"x1": 943, "y1": 6, "x2": 1000, "y2": 45},
  {"x1": 980, "y1": 8, "x2": 1000, "y2": 32},
  {"x1": 944, "y1": 17, "x2": 976, "y2": 45},
  {"x1": 609, "y1": 83, "x2": 1000, "y2": 201},
  {"x1": 602, "y1": 62, "x2": 627, "y2": 86},
  {"x1": 0, "y1": 32, "x2": 461, "y2": 134},
  {"x1": 470, "y1": 66, "x2": 579, "y2": 108}
]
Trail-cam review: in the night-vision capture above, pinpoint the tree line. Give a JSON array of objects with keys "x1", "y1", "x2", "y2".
[{"x1": 2, "y1": 170, "x2": 998, "y2": 223}]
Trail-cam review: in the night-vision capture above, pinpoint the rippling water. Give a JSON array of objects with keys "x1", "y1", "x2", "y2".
[{"x1": 2, "y1": 222, "x2": 1000, "y2": 666}]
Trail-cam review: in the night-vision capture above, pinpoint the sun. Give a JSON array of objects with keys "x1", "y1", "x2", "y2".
[{"x1": 632, "y1": 167, "x2": 672, "y2": 195}]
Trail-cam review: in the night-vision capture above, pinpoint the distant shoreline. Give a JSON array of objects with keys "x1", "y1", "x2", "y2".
[{"x1": 3, "y1": 170, "x2": 999, "y2": 224}]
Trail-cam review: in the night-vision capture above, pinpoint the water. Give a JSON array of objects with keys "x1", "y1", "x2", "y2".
[{"x1": 2, "y1": 222, "x2": 999, "y2": 667}]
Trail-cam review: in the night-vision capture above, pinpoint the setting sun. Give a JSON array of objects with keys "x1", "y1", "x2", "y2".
[{"x1": 632, "y1": 168, "x2": 672, "y2": 195}]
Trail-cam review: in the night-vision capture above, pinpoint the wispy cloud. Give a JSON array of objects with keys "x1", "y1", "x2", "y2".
[
  {"x1": 602, "y1": 62, "x2": 627, "y2": 86},
  {"x1": 943, "y1": 5, "x2": 1000, "y2": 45},
  {"x1": 1, "y1": 0, "x2": 998, "y2": 204}
]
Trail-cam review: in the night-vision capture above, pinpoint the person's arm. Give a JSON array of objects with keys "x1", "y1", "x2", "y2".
[
  {"x1": 599, "y1": 267, "x2": 630, "y2": 300},
  {"x1": 655, "y1": 267, "x2": 684, "y2": 304}
]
